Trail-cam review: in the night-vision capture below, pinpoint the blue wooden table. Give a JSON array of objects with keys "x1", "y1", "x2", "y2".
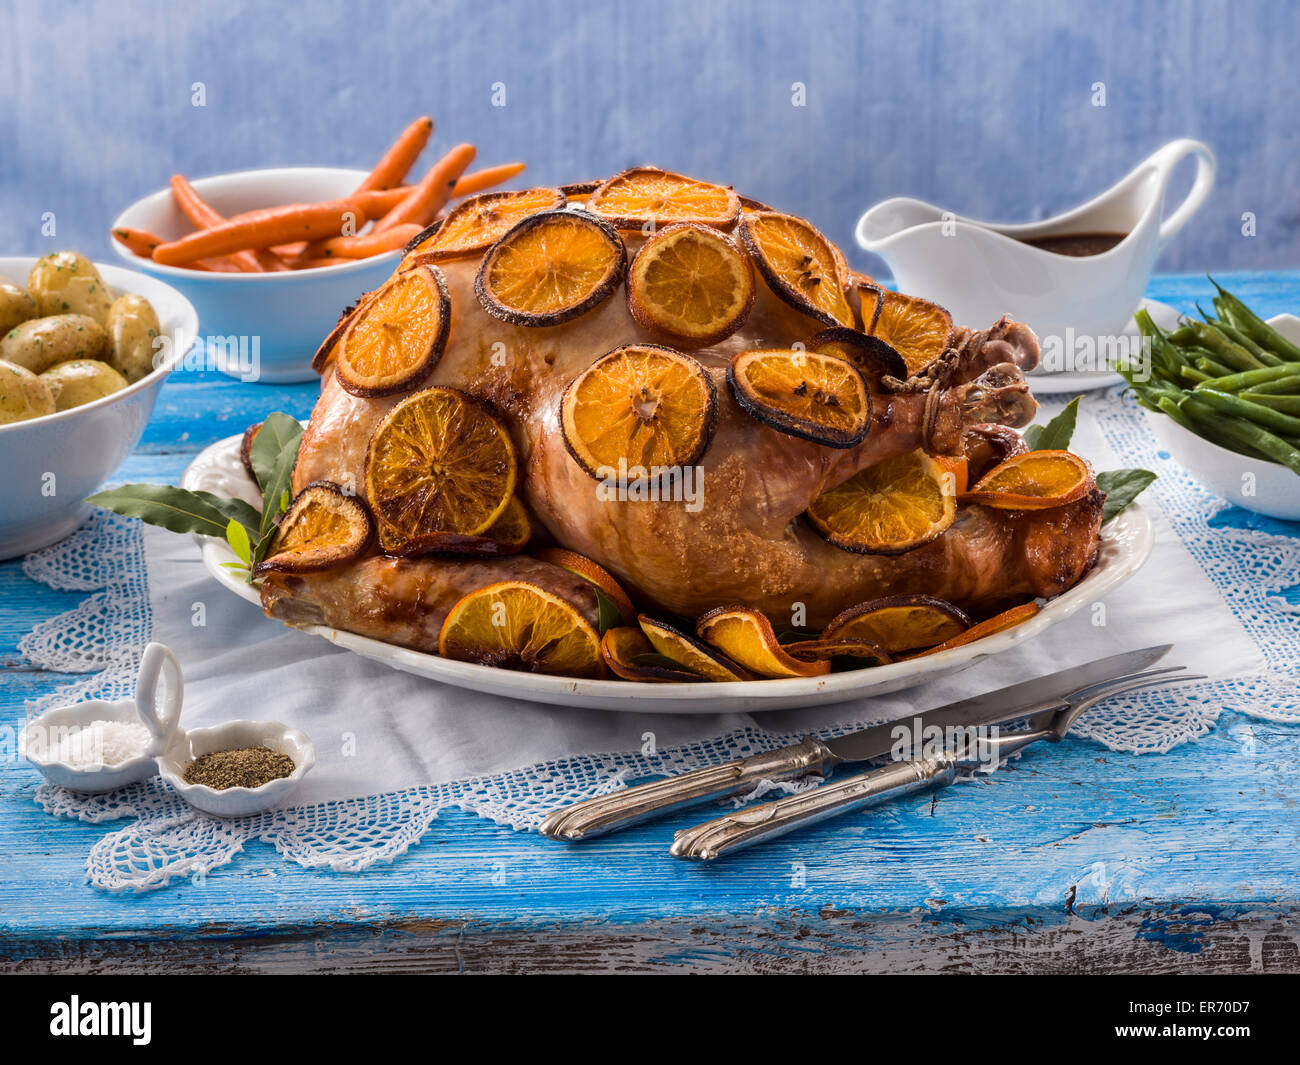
[{"x1": 3, "y1": 273, "x2": 1298, "y2": 974}]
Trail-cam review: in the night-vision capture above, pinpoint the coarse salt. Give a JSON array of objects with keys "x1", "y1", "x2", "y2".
[{"x1": 52, "y1": 720, "x2": 151, "y2": 768}]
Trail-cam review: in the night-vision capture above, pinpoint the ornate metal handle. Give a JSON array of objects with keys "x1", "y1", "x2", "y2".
[
  {"x1": 669, "y1": 755, "x2": 956, "y2": 860},
  {"x1": 538, "y1": 736, "x2": 835, "y2": 841}
]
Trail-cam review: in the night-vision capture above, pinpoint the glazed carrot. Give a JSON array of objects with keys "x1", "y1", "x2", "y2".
[
  {"x1": 374, "y1": 143, "x2": 477, "y2": 232},
  {"x1": 355, "y1": 116, "x2": 434, "y2": 193},
  {"x1": 450, "y1": 162, "x2": 526, "y2": 199},
  {"x1": 351, "y1": 187, "x2": 416, "y2": 217},
  {"x1": 169, "y1": 175, "x2": 286, "y2": 272},
  {"x1": 152, "y1": 200, "x2": 368, "y2": 265},
  {"x1": 311, "y1": 223, "x2": 423, "y2": 260},
  {"x1": 112, "y1": 227, "x2": 165, "y2": 257}
]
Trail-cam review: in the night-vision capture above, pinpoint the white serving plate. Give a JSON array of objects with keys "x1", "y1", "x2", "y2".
[
  {"x1": 182, "y1": 434, "x2": 1153, "y2": 713},
  {"x1": 1027, "y1": 298, "x2": 1182, "y2": 394}
]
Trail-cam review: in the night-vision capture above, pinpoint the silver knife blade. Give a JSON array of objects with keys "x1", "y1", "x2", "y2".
[{"x1": 822, "y1": 644, "x2": 1171, "y2": 765}]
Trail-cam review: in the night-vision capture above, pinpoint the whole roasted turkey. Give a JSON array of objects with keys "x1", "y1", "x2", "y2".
[{"x1": 261, "y1": 171, "x2": 1102, "y2": 657}]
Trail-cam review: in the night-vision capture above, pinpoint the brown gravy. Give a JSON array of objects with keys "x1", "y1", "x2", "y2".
[{"x1": 1019, "y1": 231, "x2": 1127, "y2": 257}]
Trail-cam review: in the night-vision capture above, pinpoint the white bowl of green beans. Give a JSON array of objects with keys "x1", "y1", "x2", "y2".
[{"x1": 1126, "y1": 288, "x2": 1300, "y2": 521}]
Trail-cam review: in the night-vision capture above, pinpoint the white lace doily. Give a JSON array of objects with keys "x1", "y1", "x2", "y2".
[{"x1": 17, "y1": 388, "x2": 1300, "y2": 891}]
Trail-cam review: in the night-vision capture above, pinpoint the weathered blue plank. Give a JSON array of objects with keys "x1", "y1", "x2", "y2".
[{"x1": 1, "y1": 272, "x2": 1298, "y2": 971}]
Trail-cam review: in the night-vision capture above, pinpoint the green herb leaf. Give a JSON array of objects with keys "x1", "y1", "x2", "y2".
[
  {"x1": 87, "y1": 484, "x2": 255, "y2": 539},
  {"x1": 593, "y1": 587, "x2": 621, "y2": 636},
  {"x1": 255, "y1": 416, "x2": 304, "y2": 547},
  {"x1": 206, "y1": 495, "x2": 261, "y2": 535},
  {"x1": 1097, "y1": 468, "x2": 1157, "y2": 523},
  {"x1": 1024, "y1": 396, "x2": 1081, "y2": 451},
  {"x1": 225, "y1": 519, "x2": 252, "y2": 565},
  {"x1": 248, "y1": 412, "x2": 303, "y2": 493}
]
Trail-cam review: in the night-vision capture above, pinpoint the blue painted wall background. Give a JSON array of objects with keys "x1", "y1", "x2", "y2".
[{"x1": 1, "y1": 0, "x2": 1296, "y2": 275}]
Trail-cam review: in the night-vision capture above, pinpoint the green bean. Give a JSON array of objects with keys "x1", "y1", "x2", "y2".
[
  {"x1": 1155, "y1": 394, "x2": 1197, "y2": 433},
  {"x1": 1180, "y1": 365, "x2": 1211, "y2": 385},
  {"x1": 1180, "y1": 396, "x2": 1300, "y2": 474},
  {"x1": 1210, "y1": 280, "x2": 1300, "y2": 361},
  {"x1": 1239, "y1": 393, "x2": 1300, "y2": 415},
  {"x1": 1195, "y1": 355, "x2": 1234, "y2": 378},
  {"x1": 1168, "y1": 325, "x2": 1199, "y2": 347},
  {"x1": 1210, "y1": 316, "x2": 1281, "y2": 366},
  {"x1": 1191, "y1": 387, "x2": 1300, "y2": 436},
  {"x1": 1241, "y1": 376, "x2": 1300, "y2": 396},
  {"x1": 1186, "y1": 320, "x2": 1266, "y2": 371},
  {"x1": 1197, "y1": 364, "x2": 1300, "y2": 392}
]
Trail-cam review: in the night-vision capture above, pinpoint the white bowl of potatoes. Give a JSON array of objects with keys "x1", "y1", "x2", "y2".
[{"x1": 0, "y1": 253, "x2": 199, "y2": 559}]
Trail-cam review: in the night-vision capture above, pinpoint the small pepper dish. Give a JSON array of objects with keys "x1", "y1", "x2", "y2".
[{"x1": 157, "y1": 719, "x2": 316, "y2": 817}]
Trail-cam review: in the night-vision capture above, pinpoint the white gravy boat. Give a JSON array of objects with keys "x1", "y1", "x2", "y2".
[{"x1": 855, "y1": 139, "x2": 1215, "y2": 349}]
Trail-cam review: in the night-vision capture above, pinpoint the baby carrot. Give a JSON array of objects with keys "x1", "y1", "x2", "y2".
[
  {"x1": 311, "y1": 223, "x2": 423, "y2": 260},
  {"x1": 152, "y1": 200, "x2": 369, "y2": 265},
  {"x1": 111, "y1": 227, "x2": 165, "y2": 257},
  {"x1": 450, "y1": 162, "x2": 526, "y2": 198},
  {"x1": 351, "y1": 187, "x2": 416, "y2": 217},
  {"x1": 170, "y1": 175, "x2": 286, "y2": 272},
  {"x1": 354, "y1": 116, "x2": 434, "y2": 193},
  {"x1": 374, "y1": 143, "x2": 477, "y2": 232}
]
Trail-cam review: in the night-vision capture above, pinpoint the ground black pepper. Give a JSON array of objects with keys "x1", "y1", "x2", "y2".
[{"x1": 183, "y1": 745, "x2": 296, "y2": 789}]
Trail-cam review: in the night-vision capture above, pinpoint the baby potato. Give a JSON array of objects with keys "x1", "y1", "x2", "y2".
[
  {"x1": 0, "y1": 277, "x2": 37, "y2": 334},
  {"x1": 0, "y1": 314, "x2": 107, "y2": 374},
  {"x1": 106, "y1": 293, "x2": 161, "y2": 382},
  {"x1": 40, "y1": 359, "x2": 128, "y2": 411},
  {"x1": 28, "y1": 251, "x2": 114, "y2": 324},
  {"x1": 0, "y1": 359, "x2": 56, "y2": 425}
]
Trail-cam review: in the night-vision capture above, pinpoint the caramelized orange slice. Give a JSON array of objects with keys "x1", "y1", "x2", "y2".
[
  {"x1": 962, "y1": 424, "x2": 1029, "y2": 485},
  {"x1": 313, "y1": 287, "x2": 382, "y2": 375},
  {"x1": 906, "y1": 602, "x2": 1041, "y2": 658},
  {"x1": 364, "y1": 387, "x2": 517, "y2": 551},
  {"x1": 781, "y1": 636, "x2": 891, "y2": 666},
  {"x1": 626, "y1": 223, "x2": 754, "y2": 345},
  {"x1": 856, "y1": 281, "x2": 884, "y2": 333},
  {"x1": 587, "y1": 167, "x2": 740, "y2": 231},
  {"x1": 335, "y1": 265, "x2": 450, "y2": 396},
  {"x1": 806, "y1": 448, "x2": 957, "y2": 554},
  {"x1": 739, "y1": 211, "x2": 854, "y2": 328},
  {"x1": 239, "y1": 421, "x2": 262, "y2": 481},
  {"x1": 404, "y1": 188, "x2": 567, "y2": 262},
  {"x1": 560, "y1": 345, "x2": 718, "y2": 480},
  {"x1": 823, "y1": 594, "x2": 971, "y2": 653},
  {"x1": 932, "y1": 453, "x2": 970, "y2": 495},
  {"x1": 439, "y1": 581, "x2": 602, "y2": 677},
  {"x1": 535, "y1": 547, "x2": 636, "y2": 624},
  {"x1": 695, "y1": 606, "x2": 830, "y2": 679},
  {"x1": 252, "y1": 481, "x2": 374, "y2": 576},
  {"x1": 728, "y1": 349, "x2": 871, "y2": 449},
  {"x1": 638, "y1": 616, "x2": 752, "y2": 682},
  {"x1": 961, "y1": 450, "x2": 1094, "y2": 510},
  {"x1": 476, "y1": 210, "x2": 625, "y2": 327},
  {"x1": 870, "y1": 290, "x2": 953, "y2": 375},
  {"x1": 807, "y1": 326, "x2": 906, "y2": 389},
  {"x1": 601, "y1": 626, "x2": 697, "y2": 683},
  {"x1": 388, "y1": 495, "x2": 532, "y2": 557}
]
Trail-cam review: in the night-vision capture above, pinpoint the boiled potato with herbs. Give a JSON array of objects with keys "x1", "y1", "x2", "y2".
[
  {"x1": 40, "y1": 359, "x2": 128, "y2": 411},
  {"x1": 0, "y1": 359, "x2": 56, "y2": 424},
  {"x1": 27, "y1": 251, "x2": 114, "y2": 324},
  {"x1": 0, "y1": 278, "x2": 37, "y2": 335},
  {"x1": 106, "y1": 293, "x2": 161, "y2": 382},
  {"x1": 0, "y1": 314, "x2": 107, "y2": 374}
]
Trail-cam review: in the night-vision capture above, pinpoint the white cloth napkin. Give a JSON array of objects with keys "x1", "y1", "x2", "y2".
[{"x1": 143, "y1": 405, "x2": 1265, "y2": 808}]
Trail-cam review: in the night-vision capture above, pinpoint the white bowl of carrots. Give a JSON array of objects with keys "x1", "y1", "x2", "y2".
[{"x1": 109, "y1": 117, "x2": 522, "y2": 383}]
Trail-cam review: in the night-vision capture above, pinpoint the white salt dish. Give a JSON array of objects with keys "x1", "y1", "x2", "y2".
[
  {"x1": 156, "y1": 720, "x2": 316, "y2": 817},
  {"x1": 23, "y1": 642, "x2": 183, "y2": 793}
]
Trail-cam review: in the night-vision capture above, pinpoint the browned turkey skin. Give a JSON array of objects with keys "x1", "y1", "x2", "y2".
[{"x1": 263, "y1": 248, "x2": 1101, "y2": 645}]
